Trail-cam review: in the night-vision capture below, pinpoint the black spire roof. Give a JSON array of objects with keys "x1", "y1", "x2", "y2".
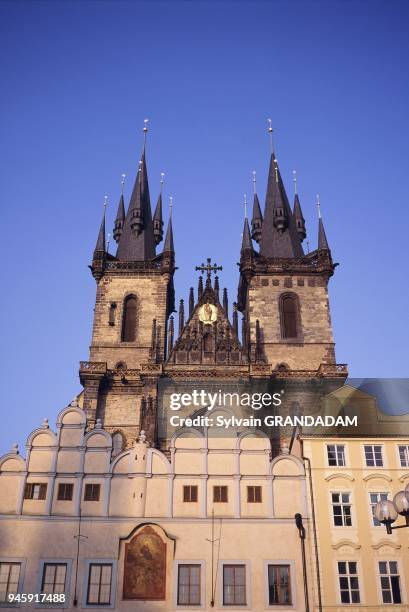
[
  {"x1": 113, "y1": 192, "x2": 125, "y2": 243},
  {"x1": 163, "y1": 216, "x2": 174, "y2": 253},
  {"x1": 293, "y1": 193, "x2": 306, "y2": 242},
  {"x1": 241, "y1": 217, "x2": 253, "y2": 253},
  {"x1": 251, "y1": 192, "x2": 263, "y2": 243},
  {"x1": 318, "y1": 217, "x2": 330, "y2": 250},
  {"x1": 93, "y1": 207, "x2": 106, "y2": 256},
  {"x1": 116, "y1": 151, "x2": 156, "y2": 261},
  {"x1": 153, "y1": 193, "x2": 164, "y2": 245},
  {"x1": 259, "y1": 155, "x2": 304, "y2": 258}
]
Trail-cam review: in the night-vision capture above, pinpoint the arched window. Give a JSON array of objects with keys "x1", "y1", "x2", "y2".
[
  {"x1": 121, "y1": 296, "x2": 137, "y2": 342},
  {"x1": 112, "y1": 432, "x2": 124, "y2": 457},
  {"x1": 280, "y1": 293, "x2": 300, "y2": 339}
]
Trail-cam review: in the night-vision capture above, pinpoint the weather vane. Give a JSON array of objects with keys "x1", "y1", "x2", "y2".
[
  {"x1": 121, "y1": 173, "x2": 125, "y2": 195},
  {"x1": 267, "y1": 118, "x2": 274, "y2": 153},
  {"x1": 244, "y1": 193, "x2": 248, "y2": 219},
  {"x1": 293, "y1": 170, "x2": 297, "y2": 195},
  {"x1": 103, "y1": 195, "x2": 108, "y2": 211},
  {"x1": 169, "y1": 196, "x2": 173, "y2": 218},
  {"x1": 160, "y1": 172, "x2": 165, "y2": 195},
  {"x1": 252, "y1": 170, "x2": 257, "y2": 194}
]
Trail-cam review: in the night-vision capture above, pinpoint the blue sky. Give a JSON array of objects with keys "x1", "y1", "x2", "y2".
[{"x1": 0, "y1": 0, "x2": 408, "y2": 454}]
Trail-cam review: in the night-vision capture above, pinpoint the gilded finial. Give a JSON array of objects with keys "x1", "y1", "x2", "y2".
[
  {"x1": 293, "y1": 170, "x2": 297, "y2": 195},
  {"x1": 143, "y1": 118, "x2": 149, "y2": 147},
  {"x1": 160, "y1": 172, "x2": 165, "y2": 195},
  {"x1": 316, "y1": 194, "x2": 322, "y2": 219},
  {"x1": 103, "y1": 195, "x2": 108, "y2": 211},
  {"x1": 267, "y1": 118, "x2": 274, "y2": 153},
  {"x1": 273, "y1": 158, "x2": 279, "y2": 184},
  {"x1": 252, "y1": 170, "x2": 257, "y2": 194},
  {"x1": 169, "y1": 196, "x2": 173, "y2": 219},
  {"x1": 244, "y1": 193, "x2": 248, "y2": 219}
]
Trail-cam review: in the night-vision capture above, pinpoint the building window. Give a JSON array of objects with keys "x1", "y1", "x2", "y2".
[
  {"x1": 86, "y1": 564, "x2": 112, "y2": 606},
  {"x1": 121, "y1": 296, "x2": 137, "y2": 342},
  {"x1": 338, "y1": 561, "x2": 360, "y2": 604},
  {"x1": 327, "y1": 444, "x2": 346, "y2": 467},
  {"x1": 24, "y1": 483, "x2": 47, "y2": 500},
  {"x1": 331, "y1": 492, "x2": 352, "y2": 526},
  {"x1": 379, "y1": 561, "x2": 401, "y2": 604},
  {"x1": 183, "y1": 486, "x2": 198, "y2": 503},
  {"x1": 108, "y1": 302, "x2": 117, "y2": 326},
  {"x1": 268, "y1": 565, "x2": 291, "y2": 605},
  {"x1": 364, "y1": 445, "x2": 383, "y2": 467},
  {"x1": 177, "y1": 564, "x2": 201, "y2": 606},
  {"x1": 223, "y1": 565, "x2": 246, "y2": 606},
  {"x1": 279, "y1": 293, "x2": 300, "y2": 339},
  {"x1": 370, "y1": 492, "x2": 389, "y2": 526},
  {"x1": 213, "y1": 486, "x2": 228, "y2": 503},
  {"x1": 57, "y1": 483, "x2": 73, "y2": 501},
  {"x1": 0, "y1": 563, "x2": 21, "y2": 603},
  {"x1": 112, "y1": 432, "x2": 124, "y2": 457},
  {"x1": 247, "y1": 486, "x2": 262, "y2": 503},
  {"x1": 398, "y1": 445, "x2": 409, "y2": 467},
  {"x1": 84, "y1": 484, "x2": 101, "y2": 502},
  {"x1": 41, "y1": 564, "x2": 67, "y2": 594}
]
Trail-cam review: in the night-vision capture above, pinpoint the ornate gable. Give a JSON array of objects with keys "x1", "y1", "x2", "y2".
[{"x1": 167, "y1": 278, "x2": 246, "y2": 366}]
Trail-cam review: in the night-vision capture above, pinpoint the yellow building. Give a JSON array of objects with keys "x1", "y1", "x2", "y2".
[{"x1": 301, "y1": 385, "x2": 409, "y2": 611}]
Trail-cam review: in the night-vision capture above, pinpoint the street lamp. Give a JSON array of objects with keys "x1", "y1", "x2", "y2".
[{"x1": 374, "y1": 483, "x2": 409, "y2": 535}]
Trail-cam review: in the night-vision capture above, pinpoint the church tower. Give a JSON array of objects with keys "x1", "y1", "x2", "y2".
[
  {"x1": 80, "y1": 127, "x2": 175, "y2": 444},
  {"x1": 238, "y1": 148, "x2": 336, "y2": 372}
]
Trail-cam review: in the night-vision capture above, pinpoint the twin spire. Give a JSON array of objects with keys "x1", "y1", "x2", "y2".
[
  {"x1": 242, "y1": 124, "x2": 331, "y2": 257},
  {"x1": 94, "y1": 122, "x2": 331, "y2": 265},
  {"x1": 93, "y1": 123, "x2": 174, "y2": 263}
]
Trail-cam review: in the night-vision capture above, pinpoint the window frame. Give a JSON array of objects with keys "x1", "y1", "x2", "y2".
[
  {"x1": 82, "y1": 560, "x2": 117, "y2": 609},
  {"x1": 121, "y1": 295, "x2": 137, "y2": 343},
  {"x1": 36, "y1": 559, "x2": 72, "y2": 608},
  {"x1": 218, "y1": 560, "x2": 251, "y2": 609},
  {"x1": 177, "y1": 564, "x2": 201, "y2": 606},
  {"x1": 279, "y1": 292, "x2": 302, "y2": 342},
  {"x1": 246, "y1": 486, "x2": 262, "y2": 503},
  {"x1": 330, "y1": 491, "x2": 352, "y2": 527},
  {"x1": 326, "y1": 444, "x2": 346, "y2": 467},
  {"x1": 0, "y1": 559, "x2": 25, "y2": 607},
  {"x1": 84, "y1": 483, "x2": 101, "y2": 502},
  {"x1": 369, "y1": 492, "x2": 389, "y2": 527},
  {"x1": 363, "y1": 444, "x2": 384, "y2": 467},
  {"x1": 24, "y1": 482, "x2": 47, "y2": 500},
  {"x1": 57, "y1": 483, "x2": 74, "y2": 502},
  {"x1": 378, "y1": 560, "x2": 403, "y2": 605},
  {"x1": 263, "y1": 560, "x2": 296, "y2": 609},
  {"x1": 337, "y1": 560, "x2": 361, "y2": 604},
  {"x1": 183, "y1": 485, "x2": 198, "y2": 503},
  {"x1": 213, "y1": 486, "x2": 228, "y2": 503},
  {"x1": 397, "y1": 444, "x2": 409, "y2": 468},
  {"x1": 173, "y1": 560, "x2": 205, "y2": 609}
]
